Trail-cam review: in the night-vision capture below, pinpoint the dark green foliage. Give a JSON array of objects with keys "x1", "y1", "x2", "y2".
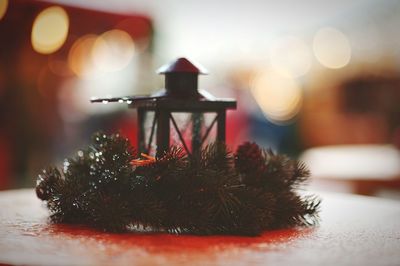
[{"x1": 35, "y1": 132, "x2": 320, "y2": 236}]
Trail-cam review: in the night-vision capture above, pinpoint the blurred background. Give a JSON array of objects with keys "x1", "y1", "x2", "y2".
[{"x1": 1, "y1": 0, "x2": 399, "y2": 199}]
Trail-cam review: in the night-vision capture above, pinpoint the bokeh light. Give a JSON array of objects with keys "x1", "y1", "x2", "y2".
[
  {"x1": 313, "y1": 27, "x2": 351, "y2": 69},
  {"x1": 269, "y1": 36, "x2": 311, "y2": 78},
  {"x1": 48, "y1": 55, "x2": 72, "y2": 77},
  {"x1": 0, "y1": 0, "x2": 8, "y2": 21},
  {"x1": 68, "y1": 30, "x2": 135, "y2": 79},
  {"x1": 92, "y1": 29, "x2": 135, "y2": 72},
  {"x1": 68, "y1": 34, "x2": 98, "y2": 78},
  {"x1": 31, "y1": 6, "x2": 69, "y2": 54},
  {"x1": 251, "y1": 69, "x2": 302, "y2": 123}
]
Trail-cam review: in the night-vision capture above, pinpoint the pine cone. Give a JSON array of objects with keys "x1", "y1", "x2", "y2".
[{"x1": 235, "y1": 142, "x2": 265, "y2": 174}]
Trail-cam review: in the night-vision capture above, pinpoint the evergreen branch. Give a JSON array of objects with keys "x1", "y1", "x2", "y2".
[{"x1": 35, "y1": 132, "x2": 320, "y2": 236}]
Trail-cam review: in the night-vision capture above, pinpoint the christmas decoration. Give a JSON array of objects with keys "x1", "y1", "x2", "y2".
[
  {"x1": 36, "y1": 58, "x2": 319, "y2": 236},
  {"x1": 36, "y1": 132, "x2": 320, "y2": 236},
  {"x1": 90, "y1": 58, "x2": 236, "y2": 158}
]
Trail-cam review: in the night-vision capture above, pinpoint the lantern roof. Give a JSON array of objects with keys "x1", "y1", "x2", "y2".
[
  {"x1": 157, "y1": 57, "x2": 208, "y2": 75},
  {"x1": 91, "y1": 57, "x2": 236, "y2": 111}
]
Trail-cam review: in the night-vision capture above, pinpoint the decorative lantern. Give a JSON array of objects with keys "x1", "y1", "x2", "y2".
[
  {"x1": 38, "y1": 59, "x2": 319, "y2": 236},
  {"x1": 91, "y1": 58, "x2": 236, "y2": 158}
]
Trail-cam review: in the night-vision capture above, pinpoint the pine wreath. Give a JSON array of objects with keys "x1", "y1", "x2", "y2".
[{"x1": 36, "y1": 132, "x2": 320, "y2": 236}]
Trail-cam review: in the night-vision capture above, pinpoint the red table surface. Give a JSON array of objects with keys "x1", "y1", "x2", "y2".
[{"x1": 0, "y1": 189, "x2": 399, "y2": 266}]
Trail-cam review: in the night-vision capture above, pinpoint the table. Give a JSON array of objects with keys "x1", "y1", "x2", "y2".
[{"x1": 0, "y1": 189, "x2": 399, "y2": 266}]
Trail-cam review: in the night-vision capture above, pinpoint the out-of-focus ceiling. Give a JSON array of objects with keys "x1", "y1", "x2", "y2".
[{"x1": 47, "y1": 0, "x2": 400, "y2": 68}]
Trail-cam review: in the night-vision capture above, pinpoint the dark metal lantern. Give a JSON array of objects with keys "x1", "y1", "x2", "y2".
[{"x1": 91, "y1": 58, "x2": 236, "y2": 158}]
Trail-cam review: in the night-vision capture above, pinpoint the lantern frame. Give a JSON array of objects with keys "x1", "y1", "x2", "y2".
[{"x1": 91, "y1": 58, "x2": 236, "y2": 158}]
